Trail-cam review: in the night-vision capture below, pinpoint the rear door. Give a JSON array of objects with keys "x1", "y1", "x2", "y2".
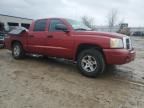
[
  {"x1": 27, "y1": 19, "x2": 47, "y2": 54},
  {"x1": 45, "y1": 19, "x2": 74, "y2": 59}
]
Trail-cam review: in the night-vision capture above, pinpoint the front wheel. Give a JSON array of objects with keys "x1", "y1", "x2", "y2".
[
  {"x1": 77, "y1": 49, "x2": 105, "y2": 78},
  {"x1": 12, "y1": 42, "x2": 25, "y2": 59}
]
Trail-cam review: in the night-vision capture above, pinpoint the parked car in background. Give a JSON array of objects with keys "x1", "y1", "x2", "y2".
[
  {"x1": 0, "y1": 32, "x2": 5, "y2": 48},
  {"x1": 5, "y1": 18, "x2": 135, "y2": 77},
  {"x1": 0, "y1": 22, "x2": 5, "y2": 48},
  {"x1": 132, "y1": 31, "x2": 144, "y2": 36}
]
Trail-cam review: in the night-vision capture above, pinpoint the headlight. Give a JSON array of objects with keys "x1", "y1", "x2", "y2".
[{"x1": 110, "y1": 38, "x2": 123, "y2": 48}]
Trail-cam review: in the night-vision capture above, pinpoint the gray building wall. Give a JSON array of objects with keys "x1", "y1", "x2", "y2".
[
  {"x1": 95, "y1": 26, "x2": 144, "y2": 33},
  {"x1": 0, "y1": 14, "x2": 32, "y2": 31},
  {"x1": 129, "y1": 27, "x2": 144, "y2": 33},
  {"x1": 95, "y1": 26, "x2": 119, "y2": 32}
]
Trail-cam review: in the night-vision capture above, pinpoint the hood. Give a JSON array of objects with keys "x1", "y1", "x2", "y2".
[{"x1": 73, "y1": 31, "x2": 127, "y2": 39}]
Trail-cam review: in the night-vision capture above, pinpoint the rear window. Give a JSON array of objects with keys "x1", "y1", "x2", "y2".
[{"x1": 33, "y1": 19, "x2": 47, "y2": 31}]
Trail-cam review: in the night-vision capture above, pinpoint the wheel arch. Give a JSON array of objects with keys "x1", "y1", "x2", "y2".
[
  {"x1": 11, "y1": 40, "x2": 23, "y2": 49},
  {"x1": 75, "y1": 43, "x2": 106, "y2": 62}
]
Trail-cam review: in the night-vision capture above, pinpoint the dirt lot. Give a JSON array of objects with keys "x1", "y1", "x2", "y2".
[{"x1": 0, "y1": 36, "x2": 144, "y2": 108}]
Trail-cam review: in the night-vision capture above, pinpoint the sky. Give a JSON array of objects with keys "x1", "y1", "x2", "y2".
[{"x1": 0, "y1": 0, "x2": 144, "y2": 27}]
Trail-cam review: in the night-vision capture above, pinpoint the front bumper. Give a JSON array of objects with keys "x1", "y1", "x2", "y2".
[{"x1": 103, "y1": 48, "x2": 136, "y2": 65}]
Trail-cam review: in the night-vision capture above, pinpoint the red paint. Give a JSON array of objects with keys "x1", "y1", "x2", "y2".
[{"x1": 5, "y1": 18, "x2": 135, "y2": 65}]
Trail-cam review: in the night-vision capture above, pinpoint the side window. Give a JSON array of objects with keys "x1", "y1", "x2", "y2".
[
  {"x1": 49, "y1": 19, "x2": 65, "y2": 32},
  {"x1": 33, "y1": 19, "x2": 47, "y2": 31}
]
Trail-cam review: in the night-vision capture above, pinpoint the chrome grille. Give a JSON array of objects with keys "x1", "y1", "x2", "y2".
[
  {"x1": 123, "y1": 37, "x2": 132, "y2": 50},
  {"x1": 126, "y1": 38, "x2": 130, "y2": 49}
]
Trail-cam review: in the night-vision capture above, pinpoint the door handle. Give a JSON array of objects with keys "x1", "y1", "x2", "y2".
[{"x1": 47, "y1": 35, "x2": 53, "y2": 38}]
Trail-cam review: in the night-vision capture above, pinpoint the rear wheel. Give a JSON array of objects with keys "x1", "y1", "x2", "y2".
[
  {"x1": 77, "y1": 49, "x2": 105, "y2": 77},
  {"x1": 12, "y1": 42, "x2": 25, "y2": 59}
]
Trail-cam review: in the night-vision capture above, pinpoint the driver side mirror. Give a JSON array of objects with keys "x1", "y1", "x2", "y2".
[{"x1": 55, "y1": 24, "x2": 69, "y2": 32}]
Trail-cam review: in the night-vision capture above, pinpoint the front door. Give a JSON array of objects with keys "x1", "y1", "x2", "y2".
[{"x1": 45, "y1": 19, "x2": 74, "y2": 59}]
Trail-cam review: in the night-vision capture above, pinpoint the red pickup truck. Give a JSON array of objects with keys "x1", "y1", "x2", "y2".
[{"x1": 5, "y1": 18, "x2": 135, "y2": 77}]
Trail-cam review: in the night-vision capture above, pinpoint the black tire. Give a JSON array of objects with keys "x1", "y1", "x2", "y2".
[
  {"x1": 12, "y1": 42, "x2": 25, "y2": 59},
  {"x1": 77, "y1": 49, "x2": 105, "y2": 78}
]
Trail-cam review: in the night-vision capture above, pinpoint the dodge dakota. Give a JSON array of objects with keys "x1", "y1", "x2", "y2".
[{"x1": 5, "y1": 18, "x2": 135, "y2": 77}]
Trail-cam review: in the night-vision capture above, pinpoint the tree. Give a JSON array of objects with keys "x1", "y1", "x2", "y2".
[
  {"x1": 106, "y1": 9, "x2": 118, "y2": 31},
  {"x1": 81, "y1": 16, "x2": 96, "y2": 30}
]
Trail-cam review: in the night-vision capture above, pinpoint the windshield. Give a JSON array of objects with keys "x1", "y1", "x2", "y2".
[{"x1": 66, "y1": 19, "x2": 91, "y2": 31}]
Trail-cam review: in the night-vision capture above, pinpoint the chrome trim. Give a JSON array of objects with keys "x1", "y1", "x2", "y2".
[
  {"x1": 130, "y1": 50, "x2": 135, "y2": 54},
  {"x1": 123, "y1": 36, "x2": 132, "y2": 50}
]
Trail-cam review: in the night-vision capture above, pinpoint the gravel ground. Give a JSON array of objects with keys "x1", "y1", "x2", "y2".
[{"x1": 0, "y1": 36, "x2": 144, "y2": 108}]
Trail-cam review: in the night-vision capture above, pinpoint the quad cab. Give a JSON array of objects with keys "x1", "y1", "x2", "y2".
[{"x1": 5, "y1": 18, "x2": 135, "y2": 77}]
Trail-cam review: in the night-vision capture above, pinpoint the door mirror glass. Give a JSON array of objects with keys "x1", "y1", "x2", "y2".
[{"x1": 55, "y1": 24, "x2": 69, "y2": 32}]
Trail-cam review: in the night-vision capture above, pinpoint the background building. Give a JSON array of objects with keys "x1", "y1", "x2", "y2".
[
  {"x1": 95, "y1": 23, "x2": 144, "y2": 36},
  {"x1": 0, "y1": 14, "x2": 32, "y2": 31}
]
